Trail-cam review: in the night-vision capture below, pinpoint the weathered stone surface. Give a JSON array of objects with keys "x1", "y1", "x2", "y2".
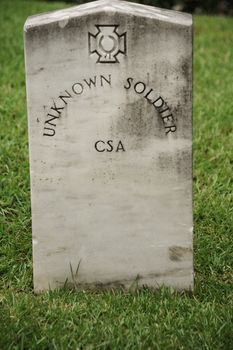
[{"x1": 24, "y1": 0, "x2": 193, "y2": 292}]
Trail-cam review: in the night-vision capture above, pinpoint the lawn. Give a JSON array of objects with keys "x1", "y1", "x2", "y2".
[{"x1": 0, "y1": 0, "x2": 233, "y2": 349}]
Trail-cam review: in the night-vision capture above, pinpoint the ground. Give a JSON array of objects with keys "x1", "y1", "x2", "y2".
[{"x1": 0, "y1": 0, "x2": 232, "y2": 349}]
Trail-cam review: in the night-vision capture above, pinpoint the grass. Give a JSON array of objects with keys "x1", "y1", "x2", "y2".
[{"x1": 0, "y1": 0, "x2": 233, "y2": 349}]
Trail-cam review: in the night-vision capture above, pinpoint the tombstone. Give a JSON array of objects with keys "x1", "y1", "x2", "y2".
[{"x1": 24, "y1": 0, "x2": 193, "y2": 292}]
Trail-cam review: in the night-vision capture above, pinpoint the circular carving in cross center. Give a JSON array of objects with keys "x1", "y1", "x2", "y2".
[{"x1": 99, "y1": 35, "x2": 117, "y2": 53}]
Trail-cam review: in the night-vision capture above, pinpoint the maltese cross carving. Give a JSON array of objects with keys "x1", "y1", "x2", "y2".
[{"x1": 88, "y1": 25, "x2": 127, "y2": 63}]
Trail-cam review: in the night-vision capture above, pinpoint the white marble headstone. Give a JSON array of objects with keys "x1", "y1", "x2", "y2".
[{"x1": 24, "y1": 0, "x2": 193, "y2": 292}]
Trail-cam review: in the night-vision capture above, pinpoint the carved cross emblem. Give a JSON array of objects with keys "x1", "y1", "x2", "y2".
[{"x1": 88, "y1": 25, "x2": 127, "y2": 63}]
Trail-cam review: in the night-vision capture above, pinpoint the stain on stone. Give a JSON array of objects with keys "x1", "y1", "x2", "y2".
[
  {"x1": 66, "y1": 266, "x2": 191, "y2": 291},
  {"x1": 181, "y1": 59, "x2": 190, "y2": 79},
  {"x1": 47, "y1": 246, "x2": 67, "y2": 256},
  {"x1": 115, "y1": 99, "x2": 165, "y2": 143},
  {"x1": 93, "y1": 280, "x2": 126, "y2": 290},
  {"x1": 25, "y1": 14, "x2": 89, "y2": 48},
  {"x1": 169, "y1": 246, "x2": 192, "y2": 262},
  {"x1": 156, "y1": 148, "x2": 191, "y2": 179}
]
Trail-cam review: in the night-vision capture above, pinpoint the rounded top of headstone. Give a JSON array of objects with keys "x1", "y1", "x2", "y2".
[{"x1": 24, "y1": 0, "x2": 192, "y2": 32}]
